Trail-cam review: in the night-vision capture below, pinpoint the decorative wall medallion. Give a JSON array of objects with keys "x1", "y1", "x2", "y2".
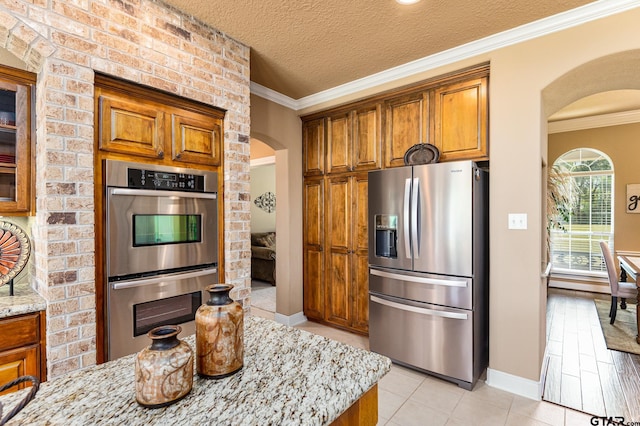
[
  {"x1": 0, "y1": 221, "x2": 31, "y2": 286},
  {"x1": 254, "y1": 192, "x2": 276, "y2": 213}
]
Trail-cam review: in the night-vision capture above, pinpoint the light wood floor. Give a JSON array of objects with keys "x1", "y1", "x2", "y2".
[{"x1": 544, "y1": 289, "x2": 640, "y2": 420}]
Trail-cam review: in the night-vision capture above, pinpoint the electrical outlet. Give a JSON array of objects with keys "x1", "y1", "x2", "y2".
[{"x1": 508, "y1": 213, "x2": 527, "y2": 230}]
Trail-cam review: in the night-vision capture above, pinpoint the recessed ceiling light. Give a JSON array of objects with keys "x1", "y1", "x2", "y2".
[{"x1": 396, "y1": 0, "x2": 421, "y2": 4}]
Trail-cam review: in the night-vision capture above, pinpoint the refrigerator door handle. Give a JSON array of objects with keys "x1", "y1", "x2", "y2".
[
  {"x1": 370, "y1": 295, "x2": 468, "y2": 320},
  {"x1": 403, "y1": 178, "x2": 412, "y2": 258},
  {"x1": 411, "y1": 177, "x2": 419, "y2": 258},
  {"x1": 370, "y1": 268, "x2": 468, "y2": 288}
]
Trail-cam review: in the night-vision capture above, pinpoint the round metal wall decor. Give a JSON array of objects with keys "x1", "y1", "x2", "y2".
[{"x1": 0, "y1": 221, "x2": 31, "y2": 286}]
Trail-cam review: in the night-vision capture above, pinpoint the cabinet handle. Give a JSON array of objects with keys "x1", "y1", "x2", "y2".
[{"x1": 158, "y1": 150, "x2": 164, "y2": 159}]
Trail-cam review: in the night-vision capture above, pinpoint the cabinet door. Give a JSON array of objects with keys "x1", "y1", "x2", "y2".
[
  {"x1": 325, "y1": 176, "x2": 351, "y2": 328},
  {"x1": 353, "y1": 104, "x2": 382, "y2": 172},
  {"x1": 384, "y1": 92, "x2": 429, "y2": 168},
  {"x1": 351, "y1": 174, "x2": 369, "y2": 333},
  {"x1": 97, "y1": 93, "x2": 165, "y2": 159},
  {"x1": 0, "y1": 71, "x2": 34, "y2": 214},
  {"x1": 0, "y1": 346, "x2": 38, "y2": 395},
  {"x1": 303, "y1": 178, "x2": 324, "y2": 320},
  {"x1": 433, "y1": 77, "x2": 488, "y2": 161},
  {"x1": 326, "y1": 112, "x2": 351, "y2": 174},
  {"x1": 303, "y1": 118, "x2": 325, "y2": 176},
  {"x1": 171, "y1": 110, "x2": 223, "y2": 166}
]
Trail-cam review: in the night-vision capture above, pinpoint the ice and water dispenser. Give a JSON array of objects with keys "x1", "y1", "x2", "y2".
[{"x1": 374, "y1": 214, "x2": 397, "y2": 258}]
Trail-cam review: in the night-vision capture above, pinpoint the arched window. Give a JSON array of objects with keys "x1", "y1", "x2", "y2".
[{"x1": 550, "y1": 148, "x2": 613, "y2": 275}]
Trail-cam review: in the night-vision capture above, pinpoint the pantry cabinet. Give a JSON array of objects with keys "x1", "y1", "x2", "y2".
[
  {"x1": 323, "y1": 174, "x2": 369, "y2": 333},
  {"x1": 95, "y1": 74, "x2": 224, "y2": 167},
  {"x1": 0, "y1": 311, "x2": 46, "y2": 395},
  {"x1": 303, "y1": 177, "x2": 325, "y2": 320},
  {"x1": 0, "y1": 66, "x2": 35, "y2": 215},
  {"x1": 303, "y1": 118, "x2": 325, "y2": 176}
]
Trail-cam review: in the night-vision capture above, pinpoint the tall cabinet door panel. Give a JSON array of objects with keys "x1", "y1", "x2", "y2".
[
  {"x1": 351, "y1": 174, "x2": 369, "y2": 333},
  {"x1": 353, "y1": 104, "x2": 382, "y2": 171},
  {"x1": 326, "y1": 112, "x2": 351, "y2": 174},
  {"x1": 303, "y1": 118, "x2": 325, "y2": 176},
  {"x1": 434, "y1": 77, "x2": 488, "y2": 161},
  {"x1": 325, "y1": 176, "x2": 351, "y2": 327},
  {"x1": 384, "y1": 92, "x2": 429, "y2": 168},
  {"x1": 303, "y1": 178, "x2": 324, "y2": 320}
]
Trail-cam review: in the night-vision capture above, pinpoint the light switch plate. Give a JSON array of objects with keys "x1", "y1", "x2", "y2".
[{"x1": 508, "y1": 213, "x2": 527, "y2": 230}]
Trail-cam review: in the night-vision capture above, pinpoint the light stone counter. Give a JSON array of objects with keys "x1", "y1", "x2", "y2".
[
  {"x1": 0, "y1": 280, "x2": 46, "y2": 319},
  {"x1": 0, "y1": 315, "x2": 391, "y2": 425}
]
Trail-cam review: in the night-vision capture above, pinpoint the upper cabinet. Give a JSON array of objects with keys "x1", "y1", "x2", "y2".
[
  {"x1": 433, "y1": 76, "x2": 488, "y2": 162},
  {"x1": 303, "y1": 118, "x2": 325, "y2": 176},
  {"x1": 0, "y1": 67, "x2": 35, "y2": 215},
  {"x1": 95, "y1": 74, "x2": 224, "y2": 167},
  {"x1": 384, "y1": 92, "x2": 429, "y2": 168}
]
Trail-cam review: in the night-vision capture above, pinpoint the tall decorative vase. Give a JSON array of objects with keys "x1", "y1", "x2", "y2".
[
  {"x1": 196, "y1": 284, "x2": 244, "y2": 378},
  {"x1": 135, "y1": 325, "x2": 193, "y2": 408}
]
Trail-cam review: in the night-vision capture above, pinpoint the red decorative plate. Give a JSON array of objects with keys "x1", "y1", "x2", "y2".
[{"x1": 0, "y1": 221, "x2": 30, "y2": 286}]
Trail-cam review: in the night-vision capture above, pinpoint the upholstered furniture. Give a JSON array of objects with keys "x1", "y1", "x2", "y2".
[
  {"x1": 251, "y1": 232, "x2": 276, "y2": 285},
  {"x1": 600, "y1": 241, "x2": 638, "y2": 325}
]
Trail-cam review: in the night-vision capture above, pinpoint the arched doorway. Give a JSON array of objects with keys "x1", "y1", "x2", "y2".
[{"x1": 542, "y1": 49, "x2": 640, "y2": 416}]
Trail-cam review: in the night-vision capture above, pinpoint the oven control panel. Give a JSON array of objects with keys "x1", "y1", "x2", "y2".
[{"x1": 127, "y1": 168, "x2": 206, "y2": 192}]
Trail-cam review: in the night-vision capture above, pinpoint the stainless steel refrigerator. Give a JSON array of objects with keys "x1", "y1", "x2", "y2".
[{"x1": 368, "y1": 160, "x2": 489, "y2": 390}]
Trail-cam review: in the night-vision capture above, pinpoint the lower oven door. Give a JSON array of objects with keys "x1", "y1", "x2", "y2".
[
  {"x1": 107, "y1": 267, "x2": 217, "y2": 360},
  {"x1": 369, "y1": 292, "x2": 474, "y2": 384}
]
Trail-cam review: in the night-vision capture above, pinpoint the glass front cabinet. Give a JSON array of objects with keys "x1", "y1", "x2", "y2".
[{"x1": 0, "y1": 66, "x2": 35, "y2": 215}]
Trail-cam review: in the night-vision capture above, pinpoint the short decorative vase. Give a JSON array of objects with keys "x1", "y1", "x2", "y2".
[
  {"x1": 196, "y1": 284, "x2": 244, "y2": 379},
  {"x1": 135, "y1": 325, "x2": 193, "y2": 408}
]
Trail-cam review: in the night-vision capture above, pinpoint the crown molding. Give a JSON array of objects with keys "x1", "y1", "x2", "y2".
[
  {"x1": 548, "y1": 110, "x2": 640, "y2": 133},
  {"x1": 250, "y1": 156, "x2": 276, "y2": 167},
  {"x1": 251, "y1": 0, "x2": 640, "y2": 111}
]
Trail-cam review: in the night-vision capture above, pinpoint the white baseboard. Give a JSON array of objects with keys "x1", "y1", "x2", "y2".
[
  {"x1": 548, "y1": 279, "x2": 609, "y2": 294},
  {"x1": 486, "y1": 368, "x2": 542, "y2": 401},
  {"x1": 274, "y1": 311, "x2": 307, "y2": 326}
]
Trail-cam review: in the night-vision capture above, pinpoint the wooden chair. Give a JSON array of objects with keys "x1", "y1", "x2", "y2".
[{"x1": 600, "y1": 241, "x2": 638, "y2": 324}]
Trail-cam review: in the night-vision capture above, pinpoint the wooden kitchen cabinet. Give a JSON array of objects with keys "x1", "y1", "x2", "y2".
[
  {"x1": 0, "y1": 311, "x2": 46, "y2": 395},
  {"x1": 384, "y1": 91, "x2": 430, "y2": 168},
  {"x1": 303, "y1": 118, "x2": 325, "y2": 176},
  {"x1": 95, "y1": 73, "x2": 225, "y2": 167},
  {"x1": 303, "y1": 177, "x2": 325, "y2": 320},
  {"x1": 327, "y1": 104, "x2": 382, "y2": 174},
  {"x1": 0, "y1": 66, "x2": 35, "y2": 215},
  {"x1": 97, "y1": 93, "x2": 165, "y2": 159},
  {"x1": 324, "y1": 174, "x2": 368, "y2": 333},
  {"x1": 433, "y1": 76, "x2": 488, "y2": 162}
]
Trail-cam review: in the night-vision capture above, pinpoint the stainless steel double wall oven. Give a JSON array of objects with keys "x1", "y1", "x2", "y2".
[{"x1": 104, "y1": 159, "x2": 219, "y2": 360}]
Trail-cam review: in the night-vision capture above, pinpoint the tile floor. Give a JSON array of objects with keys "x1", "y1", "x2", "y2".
[{"x1": 250, "y1": 306, "x2": 595, "y2": 426}]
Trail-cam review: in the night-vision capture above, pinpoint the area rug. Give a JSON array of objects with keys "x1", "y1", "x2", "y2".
[
  {"x1": 251, "y1": 285, "x2": 276, "y2": 313},
  {"x1": 594, "y1": 298, "x2": 640, "y2": 356}
]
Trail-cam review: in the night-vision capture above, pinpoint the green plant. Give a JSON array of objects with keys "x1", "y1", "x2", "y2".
[{"x1": 546, "y1": 165, "x2": 576, "y2": 260}]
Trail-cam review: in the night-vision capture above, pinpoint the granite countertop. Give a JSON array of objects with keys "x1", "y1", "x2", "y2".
[
  {"x1": 0, "y1": 315, "x2": 391, "y2": 425},
  {"x1": 0, "y1": 280, "x2": 46, "y2": 319}
]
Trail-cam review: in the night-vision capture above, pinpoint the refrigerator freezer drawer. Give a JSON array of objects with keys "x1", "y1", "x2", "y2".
[
  {"x1": 369, "y1": 293, "x2": 474, "y2": 384},
  {"x1": 369, "y1": 267, "x2": 473, "y2": 310}
]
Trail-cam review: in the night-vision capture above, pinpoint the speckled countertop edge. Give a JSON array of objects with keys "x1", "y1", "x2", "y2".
[
  {"x1": 0, "y1": 281, "x2": 46, "y2": 319},
  {"x1": 0, "y1": 315, "x2": 391, "y2": 425}
]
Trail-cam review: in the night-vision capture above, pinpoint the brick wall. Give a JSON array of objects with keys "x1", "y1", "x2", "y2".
[{"x1": 0, "y1": 0, "x2": 251, "y2": 378}]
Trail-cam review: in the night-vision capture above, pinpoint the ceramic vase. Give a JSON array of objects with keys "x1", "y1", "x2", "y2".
[
  {"x1": 135, "y1": 325, "x2": 193, "y2": 408},
  {"x1": 196, "y1": 284, "x2": 244, "y2": 378}
]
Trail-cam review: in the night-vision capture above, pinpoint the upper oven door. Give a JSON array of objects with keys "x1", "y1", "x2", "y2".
[{"x1": 106, "y1": 187, "x2": 217, "y2": 279}]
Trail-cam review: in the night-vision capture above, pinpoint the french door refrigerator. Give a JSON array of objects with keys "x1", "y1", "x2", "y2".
[{"x1": 368, "y1": 160, "x2": 489, "y2": 390}]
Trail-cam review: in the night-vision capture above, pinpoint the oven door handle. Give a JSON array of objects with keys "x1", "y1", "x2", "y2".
[
  {"x1": 109, "y1": 187, "x2": 217, "y2": 199},
  {"x1": 111, "y1": 268, "x2": 218, "y2": 290}
]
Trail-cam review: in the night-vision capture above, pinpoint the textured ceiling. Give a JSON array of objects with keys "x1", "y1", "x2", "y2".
[{"x1": 164, "y1": 0, "x2": 595, "y2": 99}]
